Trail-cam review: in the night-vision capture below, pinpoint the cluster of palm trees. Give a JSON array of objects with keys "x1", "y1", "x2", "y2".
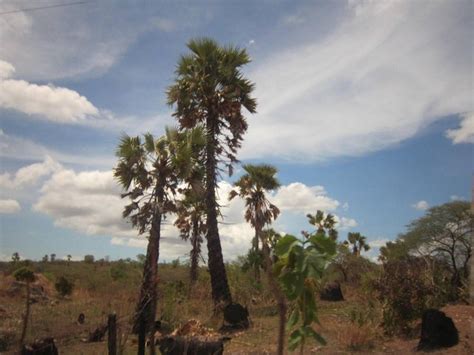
[
  {"x1": 114, "y1": 38, "x2": 261, "y2": 353},
  {"x1": 114, "y1": 37, "x2": 371, "y2": 354}
]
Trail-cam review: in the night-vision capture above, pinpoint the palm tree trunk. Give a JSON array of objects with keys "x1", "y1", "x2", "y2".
[
  {"x1": 135, "y1": 191, "x2": 163, "y2": 355},
  {"x1": 190, "y1": 218, "x2": 200, "y2": 284},
  {"x1": 254, "y1": 229, "x2": 261, "y2": 282},
  {"x1": 260, "y1": 228, "x2": 286, "y2": 355},
  {"x1": 19, "y1": 281, "x2": 30, "y2": 349},
  {"x1": 205, "y1": 114, "x2": 232, "y2": 306}
]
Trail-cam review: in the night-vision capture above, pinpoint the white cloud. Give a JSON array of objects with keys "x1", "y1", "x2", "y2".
[
  {"x1": 337, "y1": 216, "x2": 357, "y2": 230},
  {"x1": 368, "y1": 238, "x2": 391, "y2": 249},
  {"x1": 446, "y1": 112, "x2": 474, "y2": 144},
  {"x1": 0, "y1": 61, "x2": 99, "y2": 123},
  {"x1": 242, "y1": 0, "x2": 472, "y2": 161},
  {"x1": 0, "y1": 199, "x2": 21, "y2": 214},
  {"x1": 272, "y1": 182, "x2": 339, "y2": 213},
  {"x1": 342, "y1": 202, "x2": 349, "y2": 211},
  {"x1": 0, "y1": 60, "x2": 15, "y2": 79},
  {"x1": 0, "y1": 130, "x2": 114, "y2": 168},
  {"x1": 0, "y1": 156, "x2": 62, "y2": 189},
  {"x1": 33, "y1": 168, "x2": 355, "y2": 260},
  {"x1": 450, "y1": 195, "x2": 464, "y2": 201},
  {"x1": 412, "y1": 200, "x2": 429, "y2": 211},
  {"x1": 0, "y1": 3, "x2": 210, "y2": 81}
]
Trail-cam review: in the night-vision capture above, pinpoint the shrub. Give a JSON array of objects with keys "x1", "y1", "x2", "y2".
[
  {"x1": 110, "y1": 262, "x2": 127, "y2": 281},
  {"x1": 84, "y1": 255, "x2": 95, "y2": 264},
  {"x1": 55, "y1": 276, "x2": 74, "y2": 297},
  {"x1": 374, "y1": 257, "x2": 435, "y2": 335}
]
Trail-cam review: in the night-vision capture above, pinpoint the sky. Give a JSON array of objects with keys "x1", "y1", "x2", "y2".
[{"x1": 0, "y1": 0, "x2": 472, "y2": 263}]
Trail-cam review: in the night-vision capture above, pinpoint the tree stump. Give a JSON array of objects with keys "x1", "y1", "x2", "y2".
[
  {"x1": 21, "y1": 337, "x2": 58, "y2": 355},
  {"x1": 221, "y1": 303, "x2": 250, "y2": 331}
]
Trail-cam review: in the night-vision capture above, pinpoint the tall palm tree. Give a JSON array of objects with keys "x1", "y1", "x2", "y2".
[
  {"x1": 229, "y1": 164, "x2": 280, "y2": 280},
  {"x1": 167, "y1": 38, "x2": 257, "y2": 305},
  {"x1": 344, "y1": 232, "x2": 370, "y2": 256},
  {"x1": 114, "y1": 128, "x2": 187, "y2": 354},
  {"x1": 229, "y1": 164, "x2": 286, "y2": 355}
]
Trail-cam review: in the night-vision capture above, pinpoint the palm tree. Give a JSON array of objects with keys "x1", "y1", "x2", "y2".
[
  {"x1": 229, "y1": 164, "x2": 280, "y2": 280},
  {"x1": 229, "y1": 164, "x2": 286, "y2": 355},
  {"x1": 167, "y1": 38, "x2": 257, "y2": 305},
  {"x1": 174, "y1": 190, "x2": 206, "y2": 285},
  {"x1": 344, "y1": 232, "x2": 370, "y2": 256},
  {"x1": 173, "y1": 127, "x2": 207, "y2": 285},
  {"x1": 114, "y1": 128, "x2": 186, "y2": 355},
  {"x1": 304, "y1": 211, "x2": 338, "y2": 241}
]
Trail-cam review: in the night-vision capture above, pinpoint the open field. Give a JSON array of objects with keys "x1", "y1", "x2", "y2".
[{"x1": 1, "y1": 261, "x2": 472, "y2": 354}]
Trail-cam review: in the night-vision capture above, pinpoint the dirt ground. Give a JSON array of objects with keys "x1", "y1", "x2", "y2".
[{"x1": 1, "y1": 271, "x2": 472, "y2": 354}]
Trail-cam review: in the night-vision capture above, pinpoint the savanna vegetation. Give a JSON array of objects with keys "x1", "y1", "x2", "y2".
[{"x1": 0, "y1": 38, "x2": 472, "y2": 354}]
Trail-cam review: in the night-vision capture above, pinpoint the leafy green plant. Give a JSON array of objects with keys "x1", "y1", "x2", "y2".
[{"x1": 274, "y1": 213, "x2": 337, "y2": 353}]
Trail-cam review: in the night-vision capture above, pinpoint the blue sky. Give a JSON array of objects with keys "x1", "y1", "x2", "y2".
[{"x1": 0, "y1": 0, "x2": 472, "y2": 262}]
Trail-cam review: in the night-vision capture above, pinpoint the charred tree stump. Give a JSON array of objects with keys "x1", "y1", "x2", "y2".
[
  {"x1": 319, "y1": 282, "x2": 344, "y2": 301},
  {"x1": 417, "y1": 309, "x2": 459, "y2": 351},
  {"x1": 107, "y1": 314, "x2": 117, "y2": 355}
]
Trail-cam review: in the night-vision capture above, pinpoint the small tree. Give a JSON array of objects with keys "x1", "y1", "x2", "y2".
[
  {"x1": 55, "y1": 276, "x2": 74, "y2": 297},
  {"x1": 11, "y1": 252, "x2": 20, "y2": 263},
  {"x1": 274, "y1": 212, "x2": 337, "y2": 353},
  {"x1": 13, "y1": 267, "x2": 35, "y2": 348},
  {"x1": 84, "y1": 255, "x2": 95, "y2": 264},
  {"x1": 50, "y1": 253, "x2": 56, "y2": 262},
  {"x1": 42, "y1": 255, "x2": 48, "y2": 263},
  {"x1": 374, "y1": 257, "x2": 435, "y2": 335}
]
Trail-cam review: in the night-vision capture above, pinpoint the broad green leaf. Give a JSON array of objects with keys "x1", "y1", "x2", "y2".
[{"x1": 275, "y1": 234, "x2": 299, "y2": 256}]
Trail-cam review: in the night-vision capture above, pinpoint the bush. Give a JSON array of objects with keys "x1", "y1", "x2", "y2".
[
  {"x1": 55, "y1": 276, "x2": 74, "y2": 297},
  {"x1": 84, "y1": 255, "x2": 95, "y2": 264},
  {"x1": 110, "y1": 262, "x2": 127, "y2": 281},
  {"x1": 374, "y1": 257, "x2": 436, "y2": 335}
]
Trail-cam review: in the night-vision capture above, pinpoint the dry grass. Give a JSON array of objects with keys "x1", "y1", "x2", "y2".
[{"x1": 1, "y1": 262, "x2": 472, "y2": 354}]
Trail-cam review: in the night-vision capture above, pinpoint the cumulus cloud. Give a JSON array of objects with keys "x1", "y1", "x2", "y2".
[
  {"x1": 337, "y1": 216, "x2": 357, "y2": 230},
  {"x1": 0, "y1": 199, "x2": 21, "y2": 214},
  {"x1": 242, "y1": 0, "x2": 472, "y2": 161},
  {"x1": 450, "y1": 195, "x2": 464, "y2": 201},
  {"x1": 33, "y1": 167, "x2": 355, "y2": 260},
  {"x1": 0, "y1": 61, "x2": 99, "y2": 123},
  {"x1": 0, "y1": 156, "x2": 62, "y2": 189},
  {"x1": 446, "y1": 112, "x2": 474, "y2": 144},
  {"x1": 0, "y1": 60, "x2": 15, "y2": 79},
  {"x1": 412, "y1": 200, "x2": 429, "y2": 211},
  {"x1": 272, "y1": 182, "x2": 339, "y2": 213}
]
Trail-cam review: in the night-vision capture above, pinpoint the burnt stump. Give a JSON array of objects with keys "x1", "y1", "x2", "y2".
[
  {"x1": 417, "y1": 309, "x2": 458, "y2": 351},
  {"x1": 221, "y1": 303, "x2": 249, "y2": 331}
]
